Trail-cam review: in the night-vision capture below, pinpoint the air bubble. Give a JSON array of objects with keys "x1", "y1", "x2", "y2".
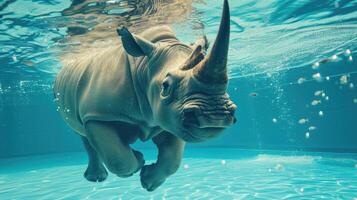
[
  {"x1": 297, "y1": 77, "x2": 306, "y2": 84},
  {"x1": 349, "y1": 83, "x2": 354, "y2": 89},
  {"x1": 331, "y1": 54, "x2": 338, "y2": 60},
  {"x1": 345, "y1": 49, "x2": 351, "y2": 55},
  {"x1": 272, "y1": 118, "x2": 278, "y2": 123},
  {"x1": 183, "y1": 164, "x2": 189, "y2": 169},
  {"x1": 312, "y1": 73, "x2": 322, "y2": 82},
  {"x1": 326, "y1": 76, "x2": 330, "y2": 81},
  {"x1": 305, "y1": 132, "x2": 310, "y2": 139},
  {"x1": 340, "y1": 75, "x2": 348, "y2": 85},
  {"x1": 12, "y1": 55, "x2": 17, "y2": 62},
  {"x1": 314, "y1": 90, "x2": 323, "y2": 96},
  {"x1": 308, "y1": 126, "x2": 317, "y2": 131},
  {"x1": 311, "y1": 100, "x2": 321, "y2": 106},
  {"x1": 353, "y1": 98, "x2": 357, "y2": 104},
  {"x1": 298, "y1": 118, "x2": 308, "y2": 124},
  {"x1": 66, "y1": 109, "x2": 70, "y2": 113},
  {"x1": 312, "y1": 62, "x2": 320, "y2": 69},
  {"x1": 318, "y1": 111, "x2": 324, "y2": 117},
  {"x1": 300, "y1": 187, "x2": 305, "y2": 193},
  {"x1": 348, "y1": 56, "x2": 353, "y2": 61},
  {"x1": 325, "y1": 96, "x2": 329, "y2": 101},
  {"x1": 221, "y1": 160, "x2": 226, "y2": 165},
  {"x1": 274, "y1": 163, "x2": 284, "y2": 171}
]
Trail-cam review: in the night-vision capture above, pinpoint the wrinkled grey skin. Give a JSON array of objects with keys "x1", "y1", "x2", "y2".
[{"x1": 54, "y1": 0, "x2": 236, "y2": 192}]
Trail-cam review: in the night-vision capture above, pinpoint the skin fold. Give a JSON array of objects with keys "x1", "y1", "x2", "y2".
[{"x1": 54, "y1": 0, "x2": 236, "y2": 192}]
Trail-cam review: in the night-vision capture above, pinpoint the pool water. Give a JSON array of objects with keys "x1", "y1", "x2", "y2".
[
  {"x1": 1, "y1": 148, "x2": 356, "y2": 199},
  {"x1": 1, "y1": 0, "x2": 357, "y2": 199}
]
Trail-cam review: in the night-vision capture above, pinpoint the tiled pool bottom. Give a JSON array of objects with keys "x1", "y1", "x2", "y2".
[{"x1": 0, "y1": 148, "x2": 356, "y2": 200}]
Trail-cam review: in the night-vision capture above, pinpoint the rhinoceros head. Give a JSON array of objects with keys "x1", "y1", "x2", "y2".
[{"x1": 118, "y1": 0, "x2": 236, "y2": 142}]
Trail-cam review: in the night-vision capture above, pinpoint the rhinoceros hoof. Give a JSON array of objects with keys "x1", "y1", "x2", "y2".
[
  {"x1": 84, "y1": 164, "x2": 108, "y2": 182},
  {"x1": 140, "y1": 163, "x2": 167, "y2": 192}
]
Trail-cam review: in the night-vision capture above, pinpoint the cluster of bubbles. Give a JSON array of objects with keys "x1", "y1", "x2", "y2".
[
  {"x1": 272, "y1": 49, "x2": 354, "y2": 140},
  {"x1": 54, "y1": 92, "x2": 71, "y2": 120},
  {"x1": 302, "y1": 49, "x2": 354, "y2": 139}
]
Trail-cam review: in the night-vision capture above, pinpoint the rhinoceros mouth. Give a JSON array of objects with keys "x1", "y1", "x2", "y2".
[
  {"x1": 181, "y1": 94, "x2": 236, "y2": 126},
  {"x1": 180, "y1": 93, "x2": 237, "y2": 141},
  {"x1": 182, "y1": 127, "x2": 225, "y2": 143}
]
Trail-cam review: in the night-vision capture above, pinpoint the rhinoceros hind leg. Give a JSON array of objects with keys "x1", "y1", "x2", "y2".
[
  {"x1": 84, "y1": 120, "x2": 145, "y2": 178},
  {"x1": 81, "y1": 136, "x2": 108, "y2": 182}
]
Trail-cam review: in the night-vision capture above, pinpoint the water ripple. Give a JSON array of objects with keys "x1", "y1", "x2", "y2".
[{"x1": 0, "y1": 153, "x2": 356, "y2": 199}]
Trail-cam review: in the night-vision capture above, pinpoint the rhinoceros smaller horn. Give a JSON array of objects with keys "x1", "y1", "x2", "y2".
[
  {"x1": 117, "y1": 26, "x2": 155, "y2": 57},
  {"x1": 196, "y1": 36, "x2": 209, "y2": 52},
  {"x1": 181, "y1": 45, "x2": 205, "y2": 70}
]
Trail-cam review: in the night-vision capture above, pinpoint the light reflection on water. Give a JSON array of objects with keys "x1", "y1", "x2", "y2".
[
  {"x1": 0, "y1": 149, "x2": 356, "y2": 199},
  {"x1": 0, "y1": 0, "x2": 205, "y2": 80},
  {"x1": 0, "y1": 0, "x2": 356, "y2": 85}
]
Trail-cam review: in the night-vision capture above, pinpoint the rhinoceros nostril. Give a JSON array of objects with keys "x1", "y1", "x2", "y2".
[{"x1": 183, "y1": 109, "x2": 200, "y2": 127}]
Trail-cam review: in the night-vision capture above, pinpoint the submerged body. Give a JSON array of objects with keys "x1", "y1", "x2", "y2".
[
  {"x1": 54, "y1": 0, "x2": 236, "y2": 192},
  {"x1": 54, "y1": 26, "x2": 186, "y2": 141}
]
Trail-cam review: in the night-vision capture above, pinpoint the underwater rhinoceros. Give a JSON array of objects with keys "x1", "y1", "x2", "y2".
[{"x1": 54, "y1": 0, "x2": 236, "y2": 192}]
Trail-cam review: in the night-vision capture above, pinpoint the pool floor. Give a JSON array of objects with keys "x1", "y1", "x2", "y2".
[{"x1": 0, "y1": 148, "x2": 356, "y2": 199}]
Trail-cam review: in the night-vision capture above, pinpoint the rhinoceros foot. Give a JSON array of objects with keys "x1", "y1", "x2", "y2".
[
  {"x1": 84, "y1": 163, "x2": 108, "y2": 182},
  {"x1": 140, "y1": 163, "x2": 167, "y2": 192}
]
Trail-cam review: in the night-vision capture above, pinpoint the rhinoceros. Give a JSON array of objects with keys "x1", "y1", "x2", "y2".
[{"x1": 54, "y1": 0, "x2": 236, "y2": 192}]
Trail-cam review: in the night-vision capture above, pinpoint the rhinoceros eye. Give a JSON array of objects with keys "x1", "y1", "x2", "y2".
[{"x1": 161, "y1": 76, "x2": 173, "y2": 97}]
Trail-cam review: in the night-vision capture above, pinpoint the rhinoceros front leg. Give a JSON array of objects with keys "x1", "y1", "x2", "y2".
[
  {"x1": 81, "y1": 135, "x2": 108, "y2": 182},
  {"x1": 84, "y1": 121, "x2": 145, "y2": 178},
  {"x1": 140, "y1": 132, "x2": 185, "y2": 191}
]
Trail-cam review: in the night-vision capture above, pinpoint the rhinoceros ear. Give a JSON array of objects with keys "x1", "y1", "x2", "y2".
[{"x1": 116, "y1": 27, "x2": 155, "y2": 57}]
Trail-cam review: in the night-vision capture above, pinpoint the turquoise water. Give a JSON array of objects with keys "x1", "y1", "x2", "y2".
[
  {"x1": 1, "y1": 149, "x2": 357, "y2": 199},
  {"x1": 0, "y1": 148, "x2": 357, "y2": 200},
  {"x1": 1, "y1": 0, "x2": 357, "y2": 199}
]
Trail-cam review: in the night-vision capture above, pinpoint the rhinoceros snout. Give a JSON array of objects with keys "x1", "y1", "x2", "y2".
[{"x1": 182, "y1": 102, "x2": 237, "y2": 129}]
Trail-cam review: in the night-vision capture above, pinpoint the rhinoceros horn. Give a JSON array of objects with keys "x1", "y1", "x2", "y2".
[{"x1": 193, "y1": 0, "x2": 230, "y2": 84}]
